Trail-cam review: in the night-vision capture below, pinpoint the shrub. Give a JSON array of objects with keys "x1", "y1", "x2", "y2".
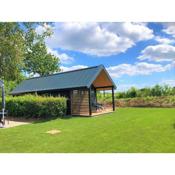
[
  {"x1": 0, "y1": 95, "x2": 67, "y2": 118},
  {"x1": 116, "y1": 96, "x2": 175, "y2": 108}
]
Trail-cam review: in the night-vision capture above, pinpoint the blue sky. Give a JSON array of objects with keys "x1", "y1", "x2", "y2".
[{"x1": 36, "y1": 22, "x2": 175, "y2": 91}]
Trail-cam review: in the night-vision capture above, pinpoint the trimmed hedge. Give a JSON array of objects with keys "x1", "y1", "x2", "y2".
[{"x1": 0, "y1": 95, "x2": 67, "y2": 118}]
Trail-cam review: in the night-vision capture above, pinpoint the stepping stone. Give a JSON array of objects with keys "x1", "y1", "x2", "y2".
[{"x1": 46, "y1": 129, "x2": 61, "y2": 135}]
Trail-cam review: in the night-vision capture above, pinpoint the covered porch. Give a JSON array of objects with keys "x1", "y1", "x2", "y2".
[
  {"x1": 71, "y1": 68, "x2": 116, "y2": 116},
  {"x1": 90, "y1": 86, "x2": 115, "y2": 116},
  {"x1": 89, "y1": 68, "x2": 116, "y2": 116}
]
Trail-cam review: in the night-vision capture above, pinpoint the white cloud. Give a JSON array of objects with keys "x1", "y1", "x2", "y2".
[
  {"x1": 138, "y1": 44, "x2": 175, "y2": 62},
  {"x1": 60, "y1": 61, "x2": 174, "y2": 78},
  {"x1": 35, "y1": 25, "x2": 46, "y2": 35},
  {"x1": 25, "y1": 72, "x2": 40, "y2": 78},
  {"x1": 103, "y1": 22, "x2": 153, "y2": 42},
  {"x1": 58, "y1": 53, "x2": 74, "y2": 64},
  {"x1": 155, "y1": 36, "x2": 175, "y2": 44},
  {"x1": 107, "y1": 62, "x2": 172, "y2": 78},
  {"x1": 117, "y1": 79, "x2": 175, "y2": 92},
  {"x1": 36, "y1": 24, "x2": 74, "y2": 64},
  {"x1": 47, "y1": 47, "x2": 74, "y2": 64},
  {"x1": 45, "y1": 22, "x2": 153, "y2": 56},
  {"x1": 162, "y1": 23, "x2": 175, "y2": 37},
  {"x1": 160, "y1": 79, "x2": 175, "y2": 87},
  {"x1": 117, "y1": 83, "x2": 138, "y2": 91},
  {"x1": 35, "y1": 23, "x2": 52, "y2": 35},
  {"x1": 60, "y1": 65, "x2": 88, "y2": 72},
  {"x1": 61, "y1": 62, "x2": 168, "y2": 78},
  {"x1": 116, "y1": 83, "x2": 152, "y2": 91}
]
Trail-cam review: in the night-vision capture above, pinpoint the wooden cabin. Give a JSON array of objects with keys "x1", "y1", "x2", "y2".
[{"x1": 11, "y1": 65, "x2": 116, "y2": 116}]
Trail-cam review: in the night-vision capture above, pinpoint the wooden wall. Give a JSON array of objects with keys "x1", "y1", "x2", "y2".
[{"x1": 71, "y1": 89, "x2": 90, "y2": 116}]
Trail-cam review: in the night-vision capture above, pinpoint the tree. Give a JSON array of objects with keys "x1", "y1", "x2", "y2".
[
  {"x1": 136, "y1": 87, "x2": 152, "y2": 97},
  {"x1": 116, "y1": 84, "x2": 175, "y2": 99},
  {"x1": 0, "y1": 22, "x2": 60, "y2": 81},
  {"x1": 172, "y1": 87, "x2": 175, "y2": 96},
  {"x1": 162, "y1": 85, "x2": 172, "y2": 96},
  {"x1": 0, "y1": 23, "x2": 25, "y2": 81},
  {"x1": 24, "y1": 42, "x2": 60, "y2": 76},
  {"x1": 126, "y1": 87, "x2": 137, "y2": 98},
  {"x1": 151, "y1": 85, "x2": 162, "y2": 96},
  {"x1": 22, "y1": 22, "x2": 60, "y2": 76}
]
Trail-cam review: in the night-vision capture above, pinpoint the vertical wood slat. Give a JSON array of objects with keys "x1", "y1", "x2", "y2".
[{"x1": 71, "y1": 89, "x2": 89, "y2": 115}]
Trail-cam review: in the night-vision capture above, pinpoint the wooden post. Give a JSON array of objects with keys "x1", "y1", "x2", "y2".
[
  {"x1": 70, "y1": 90, "x2": 72, "y2": 115},
  {"x1": 94, "y1": 88, "x2": 97, "y2": 110},
  {"x1": 103, "y1": 90, "x2": 105, "y2": 97},
  {"x1": 88, "y1": 88, "x2": 92, "y2": 116},
  {"x1": 112, "y1": 86, "x2": 115, "y2": 111}
]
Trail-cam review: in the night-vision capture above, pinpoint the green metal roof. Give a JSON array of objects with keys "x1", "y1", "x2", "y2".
[{"x1": 11, "y1": 65, "x2": 116, "y2": 95}]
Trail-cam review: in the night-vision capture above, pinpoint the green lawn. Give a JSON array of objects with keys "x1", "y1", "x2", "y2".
[{"x1": 0, "y1": 108, "x2": 175, "y2": 153}]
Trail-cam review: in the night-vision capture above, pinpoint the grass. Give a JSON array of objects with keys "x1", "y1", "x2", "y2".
[{"x1": 0, "y1": 108, "x2": 175, "y2": 153}]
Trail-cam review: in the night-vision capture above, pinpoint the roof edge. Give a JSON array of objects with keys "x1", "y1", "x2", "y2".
[
  {"x1": 102, "y1": 66, "x2": 117, "y2": 89},
  {"x1": 10, "y1": 86, "x2": 89, "y2": 95},
  {"x1": 86, "y1": 65, "x2": 104, "y2": 88},
  {"x1": 87, "y1": 65, "x2": 116, "y2": 89},
  {"x1": 24, "y1": 65, "x2": 101, "y2": 81}
]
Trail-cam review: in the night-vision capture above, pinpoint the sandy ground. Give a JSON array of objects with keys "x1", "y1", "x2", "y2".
[
  {"x1": 46, "y1": 129, "x2": 61, "y2": 135},
  {"x1": 2, "y1": 118, "x2": 33, "y2": 128}
]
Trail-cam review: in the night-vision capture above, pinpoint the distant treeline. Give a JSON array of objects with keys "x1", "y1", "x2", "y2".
[
  {"x1": 97, "y1": 85, "x2": 175, "y2": 102},
  {"x1": 116, "y1": 85, "x2": 175, "y2": 98}
]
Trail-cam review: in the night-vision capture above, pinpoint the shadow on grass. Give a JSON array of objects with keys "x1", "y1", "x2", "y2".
[
  {"x1": 6, "y1": 114, "x2": 92, "y2": 125},
  {"x1": 32, "y1": 114, "x2": 92, "y2": 124},
  {"x1": 32, "y1": 115, "x2": 74, "y2": 124},
  {"x1": 5, "y1": 115, "x2": 73, "y2": 125}
]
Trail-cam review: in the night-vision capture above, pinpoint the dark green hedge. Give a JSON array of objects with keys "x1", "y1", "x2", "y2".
[{"x1": 1, "y1": 95, "x2": 67, "y2": 118}]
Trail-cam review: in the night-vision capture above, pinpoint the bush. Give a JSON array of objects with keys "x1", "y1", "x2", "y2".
[
  {"x1": 0, "y1": 95, "x2": 67, "y2": 118},
  {"x1": 116, "y1": 96, "x2": 175, "y2": 108}
]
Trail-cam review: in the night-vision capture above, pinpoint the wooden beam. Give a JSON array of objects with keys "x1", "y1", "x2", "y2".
[
  {"x1": 112, "y1": 86, "x2": 115, "y2": 111},
  {"x1": 95, "y1": 85, "x2": 113, "y2": 89},
  {"x1": 88, "y1": 88, "x2": 92, "y2": 116}
]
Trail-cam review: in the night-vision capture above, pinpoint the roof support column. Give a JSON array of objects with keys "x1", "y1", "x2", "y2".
[
  {"x1": 94, "y1": 88, "x2": 97, "y2": 110},
  {"x1": 88, "y1": 87, "x2": 92, "y2": 116},
  {"x1": 112, "y1": 86, "x2": 115, "y2": 111}
]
